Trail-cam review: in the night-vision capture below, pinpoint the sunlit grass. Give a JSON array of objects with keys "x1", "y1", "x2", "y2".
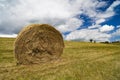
[{"x1": 0, "y1": 38, "x2": 120, "y2": 80}]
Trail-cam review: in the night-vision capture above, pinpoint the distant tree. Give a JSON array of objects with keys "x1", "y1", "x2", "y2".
[
  {"x1": 112, "y1": 41, "x2": 120, "y2": 43},
  {"x1": 90, "y1": 39, "x2": 93, "y2": 43},
  {"x1": 104, "y1": 41, "x2": 109, "y2": 44},
  {"x1": 94, "y1": 40, "x2": 96, "y2": 43}
]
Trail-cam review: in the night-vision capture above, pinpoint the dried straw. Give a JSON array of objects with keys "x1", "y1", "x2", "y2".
[{"x1": 14, "y1": 24, "x2": 64, "y2": 65}]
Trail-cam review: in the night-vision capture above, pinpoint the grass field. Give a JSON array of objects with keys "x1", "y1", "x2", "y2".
[{"x1": 0, "y1": 38, "x2": 120, "y2": 80}]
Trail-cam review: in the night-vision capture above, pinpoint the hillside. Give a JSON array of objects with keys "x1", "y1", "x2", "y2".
[{"x1": 0, "y1": 38, "x2": 120, "y2": 80}]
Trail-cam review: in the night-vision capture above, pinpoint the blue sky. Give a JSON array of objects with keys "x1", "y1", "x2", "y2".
[{"x1": 0, "y1": 0, "x2": 120, "y2": 42}]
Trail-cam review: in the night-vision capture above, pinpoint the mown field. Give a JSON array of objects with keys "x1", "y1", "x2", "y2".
[{"x1": 0, "y1": 38, "x2": 120, "y2": 80}]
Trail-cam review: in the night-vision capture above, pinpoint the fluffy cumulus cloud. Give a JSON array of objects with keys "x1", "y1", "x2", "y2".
[
  {"x1": 0, "y1": 0, "x2": 88, "y2": 34},
  {"x1": 56, "y1": 18, "x2": 83, "y2": 33},
  {"x1": 0, "y1": 0, "x2": 120, "y2": 41},
  {"x1": 99, "y1": 25, "x2": 114, "y2": 33},
  {"x1": 68, "y1": 24, "x2": 114, "y2": 42},
  {"x1": 66, "y1": 29, "x2": 111, "y2": 42}
]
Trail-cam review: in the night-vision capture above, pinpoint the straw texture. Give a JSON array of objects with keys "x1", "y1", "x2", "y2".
[{"x1": 14, "y1": 24, "x2": 64, "y2": 65}]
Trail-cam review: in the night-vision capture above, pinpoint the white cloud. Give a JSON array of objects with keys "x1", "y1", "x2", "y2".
[
  {"x1": 0, "y1": 0, "x2": 119, "y2": 41},
  {"x1": 99, "y1": 25, "x2": 114, "y2": 32},
  {"x1": 0, "y1": 0, "x2": 94, "y2": 34},
  {"x1": 97, "y1": 0, "x2": 120, "y2": 19},
  {"x1": 56, "y1": 18, "x2": 83, "y2": 33},
  {"x1": 106, "y1": 0, "x2": 120, "y2": 12},
  {"x1": 0, "y1": 0, "x2": 109, "y2": 34},
  {"x1": 97, "y1": 12, "x2": 114, "y2": 19},
  {"x1": 0, "y1": 34, "x2": 17, "y2": 38},
  {"x1": 12, "y1": 0, "x2": 73, "y2": 20},
  {"x1": 66, "y1": 29, "x2": 111, "y2": 42},
  {"x1": 111, "y1": 28, "x2": 120, "y2": 41},
  {"x1": 95, "y1": 19, "x2": 105, "y2": 24},
  {"x1": 94, "y1": 0, "x2": 120, "y2": 25},
  {"x1": 88, "y1": 24, "x2": 101, "y2": 29},
  {"x1": 112, "y1": 28, "x2": 120, "y2": 37},
  {"x1": 96, "y1": 1, "x2": 107, "y2": 8}
]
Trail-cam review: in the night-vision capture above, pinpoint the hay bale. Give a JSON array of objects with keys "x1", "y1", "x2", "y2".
[{"x1": 14, "y1": 24, "x2": 64, "y2": 65}]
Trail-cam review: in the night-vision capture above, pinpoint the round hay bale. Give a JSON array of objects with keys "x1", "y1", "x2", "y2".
[{"x1": 14, "y1": 24, "x2": 64, "y2": 65}]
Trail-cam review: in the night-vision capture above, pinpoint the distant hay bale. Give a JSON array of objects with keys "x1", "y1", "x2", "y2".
[{"x1": 14, "y1": 24, "x2": 64, "y2": 65}]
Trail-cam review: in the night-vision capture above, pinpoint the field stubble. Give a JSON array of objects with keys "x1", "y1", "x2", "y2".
[{"x1": 0, "y1": 38, "x2": 120, "y2": 80}]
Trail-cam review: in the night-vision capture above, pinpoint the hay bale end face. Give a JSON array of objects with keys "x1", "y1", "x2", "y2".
[{"x1": 14, "y1": 24, "x2": 64, "y2": 65}]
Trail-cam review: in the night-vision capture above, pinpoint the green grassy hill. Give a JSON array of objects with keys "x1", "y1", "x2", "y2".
[{"x1": 0, "y1": 38, "x2": 120, "y2": 80}]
